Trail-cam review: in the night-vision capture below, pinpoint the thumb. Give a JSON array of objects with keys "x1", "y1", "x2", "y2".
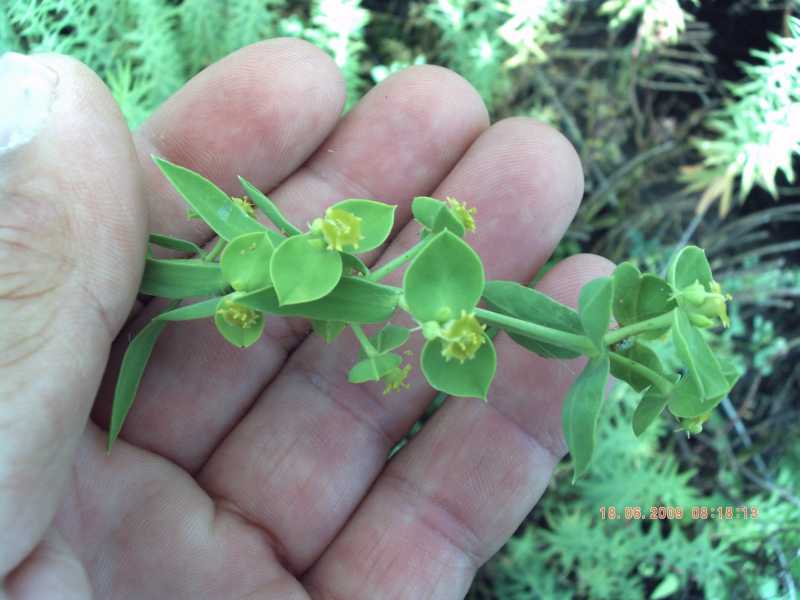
[{"x1": 0, "y1": 52, "x2": 147, "y2": 577}]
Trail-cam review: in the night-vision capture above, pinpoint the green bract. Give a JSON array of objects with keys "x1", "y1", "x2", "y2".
[
  {"x1": 220, "y1": 231, "x2": 275, "y2": 292},
  {"x1": 403, "y1": 230, "x2": 484, "y2": 323},
  {"x1": 421, "y1": 335, "x2": 496, "y2": 400},
  {"x1": 611, "y1": 262, "x2": 675, "y2": 339},
  {"x1": 412, "y1": 196, "x2": 466, "y2": 237},
  {"x1": 324, "y1": 199, "x2": 396, "y2": 253},
  {"x1": 111, "y1": 160, "x2": 743, "y2": 484},
  {"x1": 270, "y1": 233, "x2": 343, "y2": 305},
  {"x1": 214, "y1": 295, "x2": 265, "y2": 348}
]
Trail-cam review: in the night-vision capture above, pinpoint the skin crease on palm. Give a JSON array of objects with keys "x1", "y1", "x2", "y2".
[{"x1": 0, "y1": 39, "x2": 614, "y2": 599}]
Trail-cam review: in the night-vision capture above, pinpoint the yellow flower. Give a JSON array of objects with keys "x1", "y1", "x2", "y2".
[
  {"x1": 232, "y1": 195, "x2": 256, "y2": 218},
  {"x1": 439, "y1": 310, "x2": 487, "y2": 363},
  {"x1": 311, "y1": 207, "x2": 364, "y2": 251},
  {"x1": 680, "y1": 412, "x2": 712, "y2": 435},
  {"x1": 217, "y1": 300, "x2": 260, "y2": 329},
  {"x1": 676, "y1": 279, "x2": 732, "y2": 328},
  {"x1": 382, "y1": 363, "x2": 412, "y2": 395},
  {"x1": 446, "y1": 197, "x2": 477, "y2": 232}
]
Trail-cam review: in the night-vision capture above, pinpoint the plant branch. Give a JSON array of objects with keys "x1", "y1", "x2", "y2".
[
  {"x1": 473, "y1": 308, "x2": 597, "y2": 356},
  {"x1": 608, "y1": 351, "x2": 674, "y2": 395},
  {"x1": 368, "y1": 237, "x2": 430, "y2": 282},
  {"x1": 604, "y1": 310, "x2": 676, "y2": 346},
  {"x1": 351, "y1": 323, "x2": 377, "y2": 357}
]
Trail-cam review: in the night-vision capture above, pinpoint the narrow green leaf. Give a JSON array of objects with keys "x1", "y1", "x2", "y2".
[
  {"x1": 109, "y1": 320, "x2": 167, "y2": 451},
  {"x1": 421, "y1": 335, "x2": 496, "y2": 400},
  {"x1": 404, "y1": 230, "x2": 484, "y2": 323},
  {"x1": 578, "y1": 277, "x2": 613, "y2": 350},
  {"x1": 331, "y1": 199, "x2": 396, "y2": 253},
  {"x1": 609, "y1": 341, "x2": 664, "y2": 391},
  {"x1": 153, "y1": 156, "x2": 265, "y2": 240},
  {"x1": 238, "y1": 176, "x2": 301, "y2": 236},
  {"x1": 270, "y1": 233, "x2": 343, "y2": 305},
  {"x1": 238, "y1": 276, "x2": 400, "y2": 323},
  {"x1": 632, "y1": 389, "x2": 669, "y2": 437},
  {"x1": 348, "y1": 353, "x2": 403, "y2": 383},
  {"x1": 220, "y1": 231, "x2": 275, "y2": 292},
  {"x1": 140, "y1": 257, "x2": 227, "y2": 298},
  {"x1": 562, "y1": 354, "x2": 610, "y2": 482},
  {"x1": 672, "y1": 310, "x2": 728, "y2": 400},
  {"x1": 148, "y1": 233, "x2": 206, "y2": 258},
  {"x1": 482, "y1": 280, "x2": 584, "y2": 359},
  {"x1": 108, "y1": 298, "x2": 222, "y2": 451}
]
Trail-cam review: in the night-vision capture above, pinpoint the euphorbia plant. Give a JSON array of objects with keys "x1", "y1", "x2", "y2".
[{"x1": 110, "y1": 156, "x2": 741, "y2": 481}]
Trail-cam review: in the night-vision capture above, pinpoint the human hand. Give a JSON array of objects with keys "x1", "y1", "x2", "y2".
[{"x1": 0, "y1": 40, "x2": 612, "y2": 599}]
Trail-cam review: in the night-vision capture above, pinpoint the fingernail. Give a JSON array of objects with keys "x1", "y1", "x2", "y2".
[{"x1": 0, "y1": 52, "x2": 59, "y2": 155}]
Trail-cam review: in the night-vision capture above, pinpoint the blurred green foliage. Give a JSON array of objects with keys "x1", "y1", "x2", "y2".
[{"x1": 2, "y1": 0, "x2": 798, "y2": 598}]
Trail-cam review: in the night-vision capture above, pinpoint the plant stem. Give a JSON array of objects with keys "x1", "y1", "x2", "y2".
[
  {"x1": 603, "y1": 310, "x2": 675, "y2": 346},
  {"x1": 368, "y1": 238, "x2": 430, "y2": 282},
  {"x1": 351, "y1": 323, "x2": 377, "y2": 357},
  {"x1": 473, "y1": 308, "x2": 597, "y2": 356},
  {"x1": 205, "y1": 238, "x2": 226, "y2": 262},
  {"x1": 608, "y1": 351, "x2": 674, "y2": 395}
]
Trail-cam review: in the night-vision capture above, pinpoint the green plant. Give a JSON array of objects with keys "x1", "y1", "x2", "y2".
[
  {"x1": 109, "y1": 158, "x2": 741, "y2": 482},
  {"x1": 682, "y1": 15, "x2": 800, "y2": 216}
]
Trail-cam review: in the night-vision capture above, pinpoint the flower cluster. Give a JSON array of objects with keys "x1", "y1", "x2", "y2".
[{"x1": 310, "y1": 207, "x2": 364, "y2": 251}]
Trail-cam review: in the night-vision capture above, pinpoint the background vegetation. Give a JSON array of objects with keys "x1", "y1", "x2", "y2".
[{"x1": 2, "y1": 0, "x2": 798, "y2": 598}]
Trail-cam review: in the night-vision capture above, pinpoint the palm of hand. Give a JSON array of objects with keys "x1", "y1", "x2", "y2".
[{"x1": 1, "y1": 41, "x2": 609, "y2": 599}]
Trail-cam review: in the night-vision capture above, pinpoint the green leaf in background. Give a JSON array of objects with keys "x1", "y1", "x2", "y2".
[
  {"x1": 562, "y1": 354, "x2": 610, "y2": 482},
  {"x1": 482, "y1": 280, "x2": 584, "y2": 359},
  {"x1": 672, "y1": 310, "x2": 728, "y2": 400},
  {"x1": 270, "y1": 233, "x2": 343, "y2": 305},
  {"x1": 578, "y1": 277, "x2": 613, "y2": 351},
  {"x1": 667, "y1": 245, "x2": 713, "y2": 290},
  {"x1": 140, "y1": 257, "x2": 227, "y2": 298},
  {"x1": 238, "y1": 276, "x2": 400, "y2": 323},
  {"x1": 632, "y1": 389, "x2": 669, "y2": 437},
  {"x1": 421, "y1": 335, "x2": 496, "y2": 400},
  {"x1": 341, "y1": 252, "x2": 370, "y2": 275},
  {"x1": 358, "y1": 324, "x2": 411, "y2": 359},
  {"x1": 404, "y1": 230, "x2": 484, "y2": 323},
  {"x1": 220, "y1": 231, "x2": 275, "y2": 292},
  {"x1": 153, "y1": 157, "x2": 266, "y2": 241},
  {"x1": 238, "y1": 175, "x2": 301, "y2": 236},
  {"x1": 610, "y1": 341, "x2": 664, "y2": 392},
  {"x1": 330, "y1": 199, "x2": 396, "y2": 253},
  {"x1": 431, "y1": 202, "x2": 465, "y2": 236},
  {"x1": 611, "y1": 262, "x2": 676, "y2": 339},
  {"x1": 148, "y1": 233, "x2": 206, "y2": 258},
  {"x1": 108, "y1": 297, "x2": 222, "y2": 451},
  {"x1": 348, "y1": 352, "x2": 403, "y2": 383},
  {"x1": 213, "y1": 295, "x2": 265, "y2": 348},
  {"x1": 312, "y1": 319, "x2": 347, "y2": 343}
]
